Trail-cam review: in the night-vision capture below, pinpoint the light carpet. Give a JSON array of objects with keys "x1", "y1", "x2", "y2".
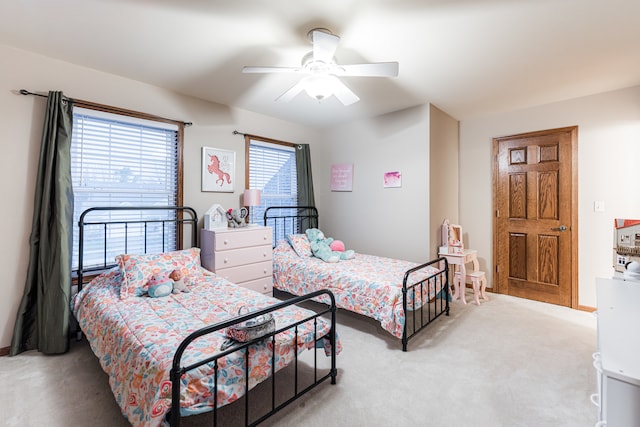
[{"x1": 0, "y1": 290, "x2": 598, "y2": 427}]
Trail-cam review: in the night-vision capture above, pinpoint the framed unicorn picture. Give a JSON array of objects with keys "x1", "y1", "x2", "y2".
[{"x1": 202, "y1": 147, "x2": 235, "y2": 192}]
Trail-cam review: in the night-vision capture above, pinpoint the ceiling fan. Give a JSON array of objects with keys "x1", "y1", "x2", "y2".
[{"x1": 242, "y1": 28, "x2": 399, "y2": 106}]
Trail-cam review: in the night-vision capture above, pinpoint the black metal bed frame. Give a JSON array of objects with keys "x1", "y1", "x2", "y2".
[
  {"x1": 264, "y1": 205, "x2": 450, "y2": 351},
  {"x1": 76, "y1": 206, "x2": 199, "y2": 292},
  {"x1": 400, "y1": 258, "x2": 450, "y2": 351},
  {"x1": 170, "y1": 289, "x2": 337, "y2": 426},
  {"x1": 75, "y1": 206, "x2": 338, "y2": 426}
]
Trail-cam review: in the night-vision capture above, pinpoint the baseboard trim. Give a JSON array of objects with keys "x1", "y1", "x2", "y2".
[
  {"x1": 0, "y1": 346, "x2": 9, "y2": 357},
  {"x1": 577, "y1": 304, "x2": 596, "y2": 313}
]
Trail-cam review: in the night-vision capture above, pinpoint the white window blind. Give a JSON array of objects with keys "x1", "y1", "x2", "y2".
[
  {"x1": 71, "y1": 107, "x2": 180, "y2": 270},
  {"x1": 248, "y1": 140, "x2": 297, "y2": 228}
]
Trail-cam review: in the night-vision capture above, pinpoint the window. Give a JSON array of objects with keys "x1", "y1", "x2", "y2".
[
  {"x1": 71, "y1": 106, "x2": 183, "y2": 270},
  {"x1": 247, "y1": 137, "x2": 297, "y2": 230}
]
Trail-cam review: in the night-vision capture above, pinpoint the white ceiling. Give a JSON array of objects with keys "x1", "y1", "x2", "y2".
[{"x1": 2, "y1": 0, "x2": 639, "y2": 128}]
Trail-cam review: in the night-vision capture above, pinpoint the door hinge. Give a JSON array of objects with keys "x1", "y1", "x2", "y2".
[
  {"x1": 496, "y1": 265, "x2": 500, "y2": 273},
  {"x1": 496, "y1": 209, "x2": 499, "y2": 217}
]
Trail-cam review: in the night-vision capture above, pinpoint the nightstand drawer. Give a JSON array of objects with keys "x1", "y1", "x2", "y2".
[
  {"x1": 216, "y1": 260, "x2": 273, "y2": 284},
  {"x1": 240, "y1": 277, "x2": 273, "y2": 295},
  {"x1": 209, "y1": 245, "x2": 272, "y2": 270},
  {"x1": 214, "y1": 228, "x2": 271, "y2": 251}
]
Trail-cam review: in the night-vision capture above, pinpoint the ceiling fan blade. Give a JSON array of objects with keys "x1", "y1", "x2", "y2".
[
  {"x1": 275, "y1": 80, "x2": 306, "y2": 102},
  {"x1": 312, "y1": 29, "x2": 340, "y2": 63},
  {"x1": 332, "y1": 78, "x2": 360, "y2": 106},
  {"x1": 337, "y1": 62, "x2": 399, "y2": 77},
  {"x1": 242, "y1": 66, "x2": 300, "y2": 74}
]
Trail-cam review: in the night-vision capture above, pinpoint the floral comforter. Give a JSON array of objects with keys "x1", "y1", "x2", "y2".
[
  {"x1": 273, "y1": 241, "x2": 445, "y2": 339},
  {"x1": 73, "y1": 267, "x2": 337, "y2": 427}
]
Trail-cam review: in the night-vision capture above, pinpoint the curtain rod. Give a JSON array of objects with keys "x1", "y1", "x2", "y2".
[
  {"x1": 233, "y1": 130, "x2": 303, "y2": 149},
  {"x1": 20, "y1": 89, "x2": 192, "y2": 127},
  {"x1": 19, "y1": 89, "x2": 47, "y2": 98},
  {"x1": 233, "y1": 130, "x2": 276, "y2": 141}
]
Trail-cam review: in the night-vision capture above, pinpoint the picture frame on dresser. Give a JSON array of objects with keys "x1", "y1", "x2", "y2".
[{"x1": 202, "y1": 147, "x2": 235, "y2": 192}]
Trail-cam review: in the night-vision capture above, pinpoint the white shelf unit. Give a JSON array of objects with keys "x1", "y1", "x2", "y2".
[{"x1": 594, "y1": 277, "x2": 640, "y2": 427}]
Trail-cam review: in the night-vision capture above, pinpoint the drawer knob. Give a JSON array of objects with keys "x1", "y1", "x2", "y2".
[
  {"x1": 224, "y1": 258, "x2": 228, "y2": 264},
  {"x1": 223, "y1": 239, "x2": 228, "y2": 245}
]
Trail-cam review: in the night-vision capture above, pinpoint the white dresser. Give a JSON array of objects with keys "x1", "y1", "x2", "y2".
[
  {"x1": 594, "y1": 277, "x2": 640, "y2": 426},
  {"x1": 201, "y1": 226, "x2": 273, "y2": 295}
]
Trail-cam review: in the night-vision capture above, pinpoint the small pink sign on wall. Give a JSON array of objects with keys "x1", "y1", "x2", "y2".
[
  {"x1": 383, "y1": 171, "x2": 402, "y2": 188},
  {"x1": 331, "y1": 163, "x2": 353, "y2": 192}
]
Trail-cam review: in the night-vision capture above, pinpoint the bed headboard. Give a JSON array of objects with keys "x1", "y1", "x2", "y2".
[
  {"x1": 76, "y1": 206, "x2": 198, "y2": 291},
  {"x1": 263, "y1": 206, "x2": 318, "y2": 247}
]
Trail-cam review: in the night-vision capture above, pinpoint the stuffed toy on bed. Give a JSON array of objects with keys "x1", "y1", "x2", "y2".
[
  {"x1": 147, "y1": 274, "x2": 173, "y2": 298},
  {"x1": 169, "y1": 269, "x2": 190, "y2": 293},
  {"x1": 305, "y1": 228, "x2": 355, "y2": 263},
  {"x1": 330, "y1": 239, "x2": 356, "y2": 259},
  {"x1": 333, "y1": 241, "x2": 355, "y2": 260}
]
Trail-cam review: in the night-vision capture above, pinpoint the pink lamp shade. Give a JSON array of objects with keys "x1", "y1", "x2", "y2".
[{"x1": 243, "y1": 189, "x2": 261, "y2": 207}]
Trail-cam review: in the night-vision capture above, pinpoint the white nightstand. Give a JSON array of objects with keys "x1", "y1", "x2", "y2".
[{"x1": 200, "y1": 226, "x2": 273, "y2": 295}]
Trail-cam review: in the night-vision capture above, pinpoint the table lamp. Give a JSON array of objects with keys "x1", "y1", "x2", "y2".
[{"x1": 243, "y1": 189, "x2": 261, "y2": 226}]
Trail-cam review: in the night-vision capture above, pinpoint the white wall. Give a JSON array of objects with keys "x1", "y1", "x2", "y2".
[
  {"x1": 0, "y1": 44, "x2": 317, "y2": 349},
  {"x1": 459, "y1": 86, "x2": 640, "y2": 308},
  {"x1": 312, "y1": 104, "x2": 431, "y2": 263}
]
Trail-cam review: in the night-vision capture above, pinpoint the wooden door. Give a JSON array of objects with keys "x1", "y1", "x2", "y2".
[{"x1": 493, "y1": 127, "x2": 578, "y2": 307}]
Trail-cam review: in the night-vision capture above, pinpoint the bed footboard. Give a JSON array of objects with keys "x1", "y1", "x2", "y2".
[
  {"x1": 401, "y1": 257, "x2": 450, "y2": 351},
  {"x1": 169, "y1": 289, "x2": 338, "y2": 426}
]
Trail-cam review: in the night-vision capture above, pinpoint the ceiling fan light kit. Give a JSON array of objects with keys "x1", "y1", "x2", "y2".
[
  {"x1": 242, "y1": 28, "x2": 398, "y2": 105},
  {"x1": 303, "y1": 74, "x2": 337, "y2": 102}
]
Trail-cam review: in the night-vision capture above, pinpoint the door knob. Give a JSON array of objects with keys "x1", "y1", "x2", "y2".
[{"x1": 551, "y1": 225, "x2": 567, "y2": 232}]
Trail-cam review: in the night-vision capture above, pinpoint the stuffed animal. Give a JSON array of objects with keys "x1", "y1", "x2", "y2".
[
  {"x1": 327, "y1": 237, "x2": 356, "y2": 260},
  {"x1": 226, "y1": 207, "x2": 248, "y2": 228},
  {"x1": 330, "y1": 239, "x2": 355, "y2": 260},
  {"x1": 147, "y1": 273, "x2": 173, "y2": 298},
  {"x1": 169, "y1": 269, "x2": 190, "y2": 293},
  {"x1": 305, "y1": 228, "x2": 355, "y2": 262},
  {"x1": 330, "y1": 240, "x2": 345, "y2": 252},
  {"x1": 306, "y1": 228, "x2": 339, "y2": 263}
]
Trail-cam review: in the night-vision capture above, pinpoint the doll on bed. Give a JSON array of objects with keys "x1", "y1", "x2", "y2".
[
  {"x1": 169, "y1": 269, "x2": 190, "y2": 293},
  {"x1": 147, "y1": 269, "x2": 190, "y2": 297}
]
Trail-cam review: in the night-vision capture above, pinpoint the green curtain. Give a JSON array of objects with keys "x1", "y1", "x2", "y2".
[
  {"x1": 10, "y1": 91, "x2": 74, "y2": 356},
  {"x1": 295, "y1": 143, "x2": 316, "y2": 231}
]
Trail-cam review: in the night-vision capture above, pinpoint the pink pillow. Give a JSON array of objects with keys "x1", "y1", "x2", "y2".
[
  {"x1": 287, "y1": 234, "x2": 312, "y2": 257},
  {"x1": 116, "y1": 247, "x2": 202, "y2": 299}
]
